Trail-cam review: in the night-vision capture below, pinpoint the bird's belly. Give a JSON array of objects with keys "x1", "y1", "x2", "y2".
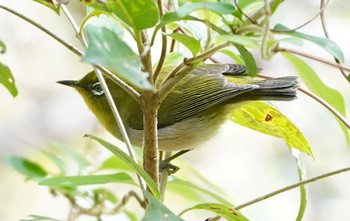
[{"x1": 127, "y1": 106, "x2": 231, "y2": 151}]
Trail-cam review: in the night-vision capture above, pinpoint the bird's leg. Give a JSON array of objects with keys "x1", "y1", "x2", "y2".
[{"x1": 159, "y1": 150, "x2": 191, "y2": 174}]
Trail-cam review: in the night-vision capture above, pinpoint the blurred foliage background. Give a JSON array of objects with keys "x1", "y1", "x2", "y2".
[{"x1": 1, "y1": 0, "x2": 350, "y2": 220}]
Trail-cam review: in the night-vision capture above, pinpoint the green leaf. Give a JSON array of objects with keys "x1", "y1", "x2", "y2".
[
  {"x1": 0, "y1": 40, "x2": 6, "y2": 53},
  {"x1": 106, "y1": 0, "x2": 159, "y2": 32},
  {"x1": 219, "y1": 49, "x2": 244, "y2": 64},
  {"x1": 51, "y1": 141, "x2": 91, "y2": 169},
  {"x1": 99, "y1": 155, "x2": 133, "y2": 172},
  {"x1": 86, "y1": 135, "x2": 160, "y2": 198},
  {"x1": 235, "y1": 44, "x2": 258, "y2": 77},
  {"x1": 294, "y1": 155, "x2": 307, "y2": 221},
  {"x1": 82, "y1": 24, "x2": 153, "y2": 90},
  {"x1": 85, "y1": 13, "x2": 124, "y2": 38},
  {"x1": 274, "y1": 24, "x2": 345, "y2": 63},
  {"x1": 162, "y1": 52, "x2": 185, "y2": 67},
  {"x1": 40, "y1": 149, "x2": 66, "y2": 175},
  {"x1": 125, "y1": 210, "x2": 138, "y2": 221},
  {"x1": 168, "y1": 177, "x2": 233, "y2": 206},
  {"x1": 141, "y1": 191, "x2": 185, "y2": 221},
  {"x1": 40, "y1": 172, "x2": 134, "y2": 187},
  {"x1": 4, "y1": 156, "x2": 47, "y2": 181},
  {"x1": 166, "y1": 33, "x2": 201, "y2": 56},
  {"x1": 0, "y1": 62, "x2": 18, "y2": 97},
  {"x1": 179, "y1": 203, "x2": 249, "y2": 221},
  {"x1": 219, "y1": 35, "x2": 259, "y2": 49},
  {"x1": 231, "y1": 101, "x2": 313, "y2": 157},
  {"x1": 176, "y1": 2, "x2": 236, "y2": 17},
  {"x1": 32, "y1": 0, "x2": 60, "y2": 14},
  {"x1": 20, "y1": 214, "x2": 61, "y2": 221},
  {"x1": 282, "y1": 52, "x2": 349, "y2": 143}
]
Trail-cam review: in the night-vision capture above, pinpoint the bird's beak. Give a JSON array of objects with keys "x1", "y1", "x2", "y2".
[{"x1": 57, "y1": 80, "x2": 80, "y2": 88}]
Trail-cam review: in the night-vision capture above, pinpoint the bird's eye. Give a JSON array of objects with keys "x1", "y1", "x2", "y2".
[{"x1": 91, "y1": 82, "x2": 104, "y2": 96}]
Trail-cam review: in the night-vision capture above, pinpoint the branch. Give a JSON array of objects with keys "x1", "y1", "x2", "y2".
[
  {"x1": 235, "y1": 166, "x2": 350, "y2": 210},
  {"x1": 275, "y1": 47, "x2": 350, "y2": 72},
  {"x1": 0, "y1": 5, "x2": 82, "y2": 57}
]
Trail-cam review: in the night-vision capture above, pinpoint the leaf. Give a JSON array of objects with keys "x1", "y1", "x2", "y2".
[
  {"x1": 179, "y1": 203, "x2": 249, "y2": 221},
  {"x1": 141, "y1": 191, "x2": 185, "y2": 221},
  {"x1": 219, "y1": 35, "x2": 259, "y2": 49},
  {"x1": 82, "y1": 24, "x2": 153, "y2": 90},
  {"x1": 20, "y1": 214, "x2": 62, "y2": 221},
  {"x1": 166, "y1": 33, "x2": 201, "y2": 56},
  {"x1": 85, "y1": 13, "x2": 124, "y2": 38},
  {"x1": 231, "y1": 101, "x2": 313, "y2": 157},
  {"x1": 98, "y1": 155, "x2": 133, "y2": 172},
  {"x1": 86, "y1": 134, "x2": 160, "y2": 198},
  {"x1": 4, "y1": 156, "x2": 47, "y2": 181},
  {"x1": 274, "y1": 24, "x2": 345, "y2": 63},
  {"x1": 40, "y1": 149, "x2": 66, "y2": 175},
  {"x1": 0, "y1": 40, "x2": 6, "y2": 53},
  {"x1": 125, "y1": 210, "x2": 138, "y2": 221},
  {"x1": 176, "y1": 2, "x2": 236, "y2": 17},
  {"x1": 162, "y1": 52, "x2": 185, "y2": 67},
  {"x1": 282, "y1": 52, "x2": 349, "y2": 143},
  {"x1": 219, "y1": 49, "x2": 244, "y2": 64},
  {"x1": 40, "y1": 172, "x2": 134, "y2": 187},
  {"x1": 293, "y1": 153, "x2": 307, "y2": 221},
  {"x1": 0, "y1": 62, "x2": 18, "y2": 97},
  {"x1": 32, "y1": 0, "x2": 60, "y2": 14},
  {"x1": 106, "y1": 0, "x2": 159, "y2": 32},
  {"x1": 168, "y1": 177, "x2": 233, "y2": 206},
  {"x1": 51, "y1": 141, "x2": 91, "y2": 170},
  {"x1": 235, "y1": 44, "x2": 258, "y2": 77}
]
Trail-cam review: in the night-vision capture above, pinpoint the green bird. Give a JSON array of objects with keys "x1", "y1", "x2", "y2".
[{"x1": 58, "y1": 64, "x2": 298, "y2": 151}]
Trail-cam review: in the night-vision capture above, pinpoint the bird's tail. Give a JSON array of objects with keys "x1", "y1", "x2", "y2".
[{"x1": 250, "y1": 76, "x2": 298, "y2": 101}]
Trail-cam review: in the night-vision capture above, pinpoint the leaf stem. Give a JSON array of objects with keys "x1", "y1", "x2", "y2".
[
  {"x1": 0, "y1": 4, "x2": 82, "y2": 57},
  {"x1": 235, "y1": 166, "x2": 350, "y2": 210}
]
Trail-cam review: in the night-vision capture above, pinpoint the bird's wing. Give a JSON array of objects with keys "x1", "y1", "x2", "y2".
[{"x1": 158, "y1": 64, "x2": 256, "y2": 128}]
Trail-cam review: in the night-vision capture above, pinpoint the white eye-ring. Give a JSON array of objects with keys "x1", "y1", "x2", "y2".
[{"x1": 91, "y1": 82, "x2": 104, "y2": 96}]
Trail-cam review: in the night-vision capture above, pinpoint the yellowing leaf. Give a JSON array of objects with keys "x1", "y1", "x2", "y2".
[{"x1": 231, "y1": 101, "x2": 313, "y2": 157}]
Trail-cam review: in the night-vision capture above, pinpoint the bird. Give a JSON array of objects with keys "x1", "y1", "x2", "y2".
[{"x1": 58, "y1": 63, "x2": 298, "y2": 151}]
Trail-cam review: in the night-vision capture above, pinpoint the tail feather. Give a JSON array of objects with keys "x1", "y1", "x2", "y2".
[{"x1": 250, "y1": 76, "x2": 298, "y2": 101}]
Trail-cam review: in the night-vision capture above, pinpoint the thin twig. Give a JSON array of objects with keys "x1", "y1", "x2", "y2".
[
  {"x1": 276, "y1": 47, "x2": 350, "y2": 72},
  {"x1": 153, "y1": 0, "x2": 168, "y2": 83},
  {"x1": 261, "y1": 0, "x2": 271, "y2": 59},
  {"x1": 59, "y1": 3, "x2": 147, "y2": 194},
  {"x1": 233, "y1": 0, "x2": 256, "y2": 24},
  {"x1": 235, "y1": 166, "x2": 350, "y2": 210},
  {"x1": 0, "y1": 5, "x2": 82, "y2": 57}
]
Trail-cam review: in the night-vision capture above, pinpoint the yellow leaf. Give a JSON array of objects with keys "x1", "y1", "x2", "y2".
[{"x1": 231, "y1": 101, "x2": 313, "y2": 157}]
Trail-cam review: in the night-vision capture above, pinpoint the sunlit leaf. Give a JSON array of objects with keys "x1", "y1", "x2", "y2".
[
  {"x1": 125, "y1": 210, "x2": 138, "y2": 221},
  {"x1": 32, "y1": 0, "x2": 60, "y2": 14},
  {"x1": 40, "y1": 172, "x2": 134, "y2": 186},
  {"x1": 0, "y1": 62, "x2": 18, "y2": 97},
  {"x1": 82, "y1": 24, "x2": 153, "y2": 90},
  {"x1": 162, "y1": 52, "x2": 185, "y2": 67},
  {"x1": 86, "y1": 135, "x2": 160, "y2": 198},
  {"x1": 220, "y1": 35, "x2": 259, "y2": 49},
  {"x1": 219, "y1": 49, "x2": 244, "y2": 64},
  {"x1": 4, "y1": 156, "x2": 47, "y2": 181},
  {"x1": 51, "y1": 141, "x2": 91, "y2": 170},
  {"x1": 235, "y1": 44, "x2": 258, "y2": 77},
  {"x1": 231, "y1": 101, "x2": 313, "y2": 157},
  {"x1": 40, "y1": 149, "x2": 66, "y2": 175},
  {"x1": 85, "y1": 13, "x2": 124, "y2": 38},
  {"x1": 179, "y1": 203, "x2": 249, "y2": 221},
  {"x1": 282, "y1": 52, "x2": 349, "y2": 143},
  {"x1": 166, "y1": 33, "x2": 201, "y2": 56},
  {"x1": 274, "y1": 24, "x2": 345, "y2": 63},
  {"x1": 141, "y1": 191, "x2": 185, "y2": 221}
]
